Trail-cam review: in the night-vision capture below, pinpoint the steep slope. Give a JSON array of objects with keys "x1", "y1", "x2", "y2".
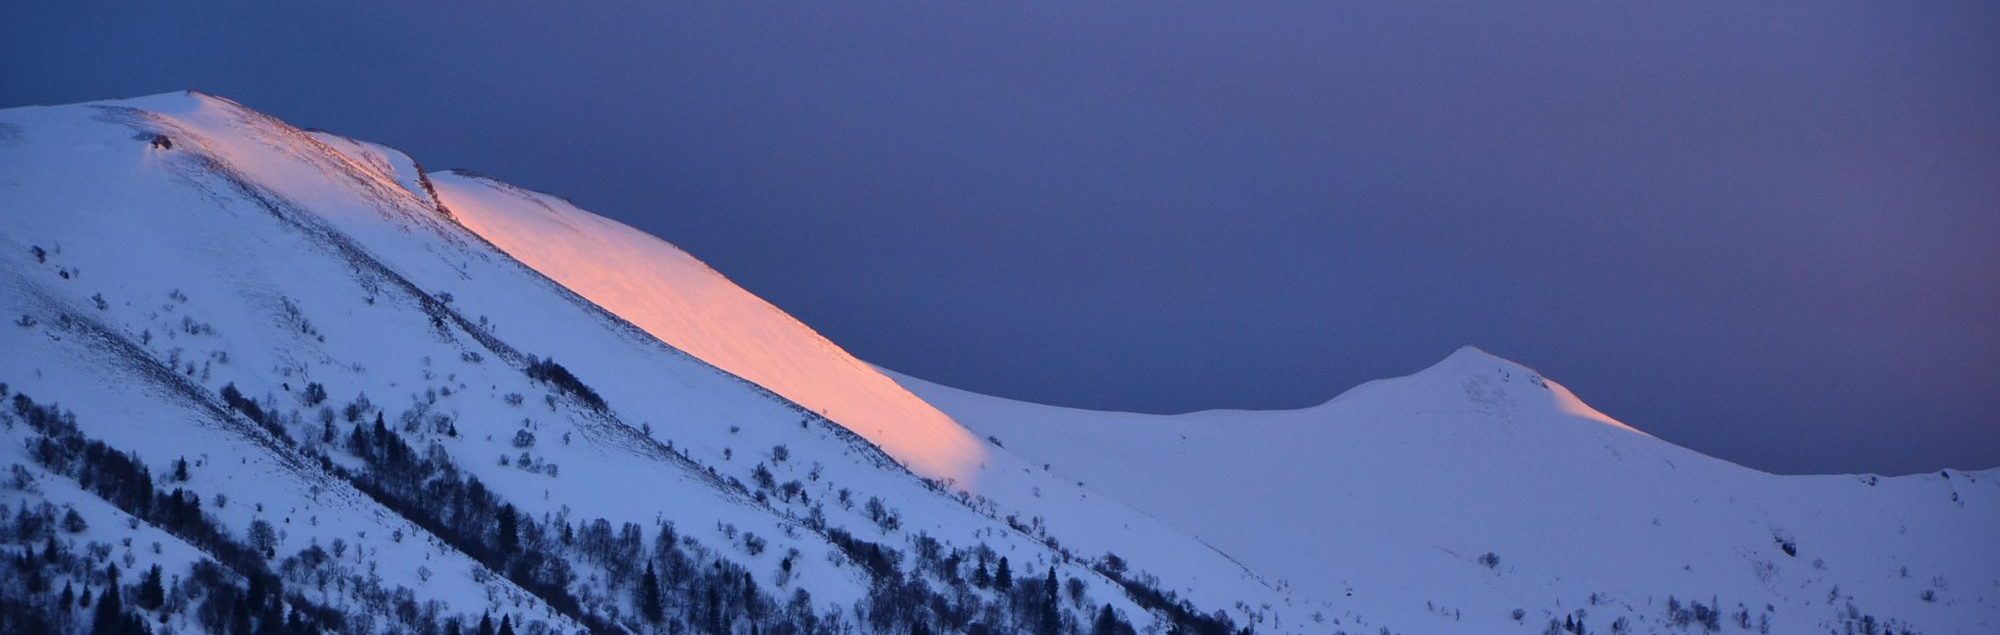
[
  {"x1": 428, "y1": 173, "x2": 983, "y2": 484},
  {"x1": 889, "y1": 348, "x2": 2000, "y2": 634},
  {"x1": 0, "y1": 92, "x2": 1214, "y2": 634},
  {"x1": 430, "y1": 169, "x2": 1311, "y2": 633}
]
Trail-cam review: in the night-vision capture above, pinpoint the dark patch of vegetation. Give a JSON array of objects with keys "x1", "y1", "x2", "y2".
[
  {"x1": 1479, "y1": 551, "x2": 1502, "y2": 569},
  {"x1": 220, "y1": 383, "x2": 291, "y2": 443},
  {"x1": 8, "y1": 391, "x2": 345, "y2": 634},
  {"x1": 524, "y1": 356, "x2": 606, "y2": 411},
  {"x1": 1092, "y1": 553, "x2": 1249, "y2": 635},
  {"x1": 825, "y1": 527, "x2": 902, "y2": 581}
]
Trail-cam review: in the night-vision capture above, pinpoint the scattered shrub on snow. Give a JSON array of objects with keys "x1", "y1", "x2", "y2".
[{"x1": 60, "y1": 508, "x2": 87, "y2": 533}]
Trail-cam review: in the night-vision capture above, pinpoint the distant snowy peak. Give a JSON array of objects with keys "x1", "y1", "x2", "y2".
[{"x1": 1330, "y1": 345, "x2": 1649, "y2": 435}]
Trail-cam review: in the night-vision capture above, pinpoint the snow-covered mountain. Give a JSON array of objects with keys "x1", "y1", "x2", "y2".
[
  {"x1": 0, "y1": 92, "x2": 1992, "y2": 635},
  {"x1": 889, "y1": 350, "x2": 2000, "y2": 634},
  {"x1": 425, "y1": 168, "x2": 1300, "y2": 632},
  {"x1": 0, "y1": 92, "x2": 1211, "y2": 635}
]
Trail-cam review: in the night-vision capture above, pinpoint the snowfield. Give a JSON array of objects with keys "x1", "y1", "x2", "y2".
[
  {"x1": 889, "y1": 349, "x2": 2000, "y2": 634},
  {"x1": 0, "y1": 91, "x2": 1992, "y2": 634}
]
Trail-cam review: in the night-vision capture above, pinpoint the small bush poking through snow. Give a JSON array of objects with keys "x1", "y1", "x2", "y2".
[
  {"x1": 61, "y1": 507, "x2": 88, "y2": 533},
  {"x1": 301, "y1": 381, "x2": 328, "y2": 406},
  {"x1": 1774, "y1": 533, "x2": 1798, "y2": 557}
]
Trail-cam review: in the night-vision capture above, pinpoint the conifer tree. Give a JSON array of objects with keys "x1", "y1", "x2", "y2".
[
  {"x1": 638, "y1": 563, "x2": 664, "y2": 623},
  {"x1": 706, "y1": 585, "x2": 723, "y2": 635},
  {"x1": 1041, "y1": 567, "x2": 1063, "y2": 635},
  {"x1": 89, "y1": 578, "x2": 123, "y2": 635},
  {"x1": 16, "y1": 553, "x2": 46, "y2": 594},
  {"x1": 229, "y1": 594, "x2": 252, "y2": 635},
  {"x1": 138, "y1": 564, "x2": 165, "y2": 610},
  {"x1": 62, "y1": 507, "x2": 88, "y2": 533},
  {"x1": 497, "y1": 504, "x2": 520, "y2": 554},
  {"x1": 1093, "y1": 604, "x2": 1125, "y2": 635}
]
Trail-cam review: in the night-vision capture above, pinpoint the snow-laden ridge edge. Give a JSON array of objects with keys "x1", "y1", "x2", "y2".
[
  {"x1": 7, "y1": 89, "x2": 1260, "y2": 634},
  {"x1": 425, "y1": 167, "x2": 990, "y2": 485}
]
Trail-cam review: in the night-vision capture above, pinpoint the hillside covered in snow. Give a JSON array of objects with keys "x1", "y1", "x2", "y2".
[
  {"x1": 890, "y1": 351, "x2": 2000, "y2": 634},
  {"x1": 0, "y1": 92, "x2": 1993, "y2": 635}
]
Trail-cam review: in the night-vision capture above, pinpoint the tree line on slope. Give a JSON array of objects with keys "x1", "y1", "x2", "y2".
[
  {"x1": 3, "y1": 388, "x2": 345, "y2": 634},
  {"x1": 1, "y1": 379, "x2": 1187, "y2": 635}
]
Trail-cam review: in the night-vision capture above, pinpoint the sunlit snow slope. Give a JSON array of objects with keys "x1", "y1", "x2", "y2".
[
  {"x1": 429, "y1": 169, "x2": 1308, "y2": 632},
  {"x1": 0, "y1": 92, "x2": 1219, "y2": 634},
  {"x1": 432, "y1": 173, "x2": 986, "y2": 484}
]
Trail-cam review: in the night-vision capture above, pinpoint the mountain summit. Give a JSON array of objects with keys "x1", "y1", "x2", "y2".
[{"x1": 1325, "y1": 345, "x2": 1646, "y2": 435}]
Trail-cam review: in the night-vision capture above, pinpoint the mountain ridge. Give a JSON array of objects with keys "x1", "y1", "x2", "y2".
[
  {"x1": 2, "y1": 90, "x2": 1196, "y2": 633},
  {"x1": 2, "y1": 91, "x2": 1993, "y2": 634},
  {"x1": 428, "y1": 166, "x2": 989, "y2": 485}
]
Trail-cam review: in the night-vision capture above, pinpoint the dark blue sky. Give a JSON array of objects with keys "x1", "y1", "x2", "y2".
[{"x1": 6, "y1": 2, "x2": 1996, "y2": 475}]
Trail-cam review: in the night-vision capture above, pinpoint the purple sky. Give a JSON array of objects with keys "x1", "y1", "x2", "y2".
[{"x1": 5, "y1": 2, "x2": 1996, "y2": 475}]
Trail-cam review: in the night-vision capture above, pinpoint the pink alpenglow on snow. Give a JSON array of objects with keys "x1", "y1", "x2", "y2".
[{"x1": 431, "y1": 172, "x2": 988, "y2": 484}]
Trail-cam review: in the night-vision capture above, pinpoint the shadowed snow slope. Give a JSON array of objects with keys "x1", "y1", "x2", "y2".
[{"x1": 889, "y1": 347, "x2": 2000, "y2": 634}]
